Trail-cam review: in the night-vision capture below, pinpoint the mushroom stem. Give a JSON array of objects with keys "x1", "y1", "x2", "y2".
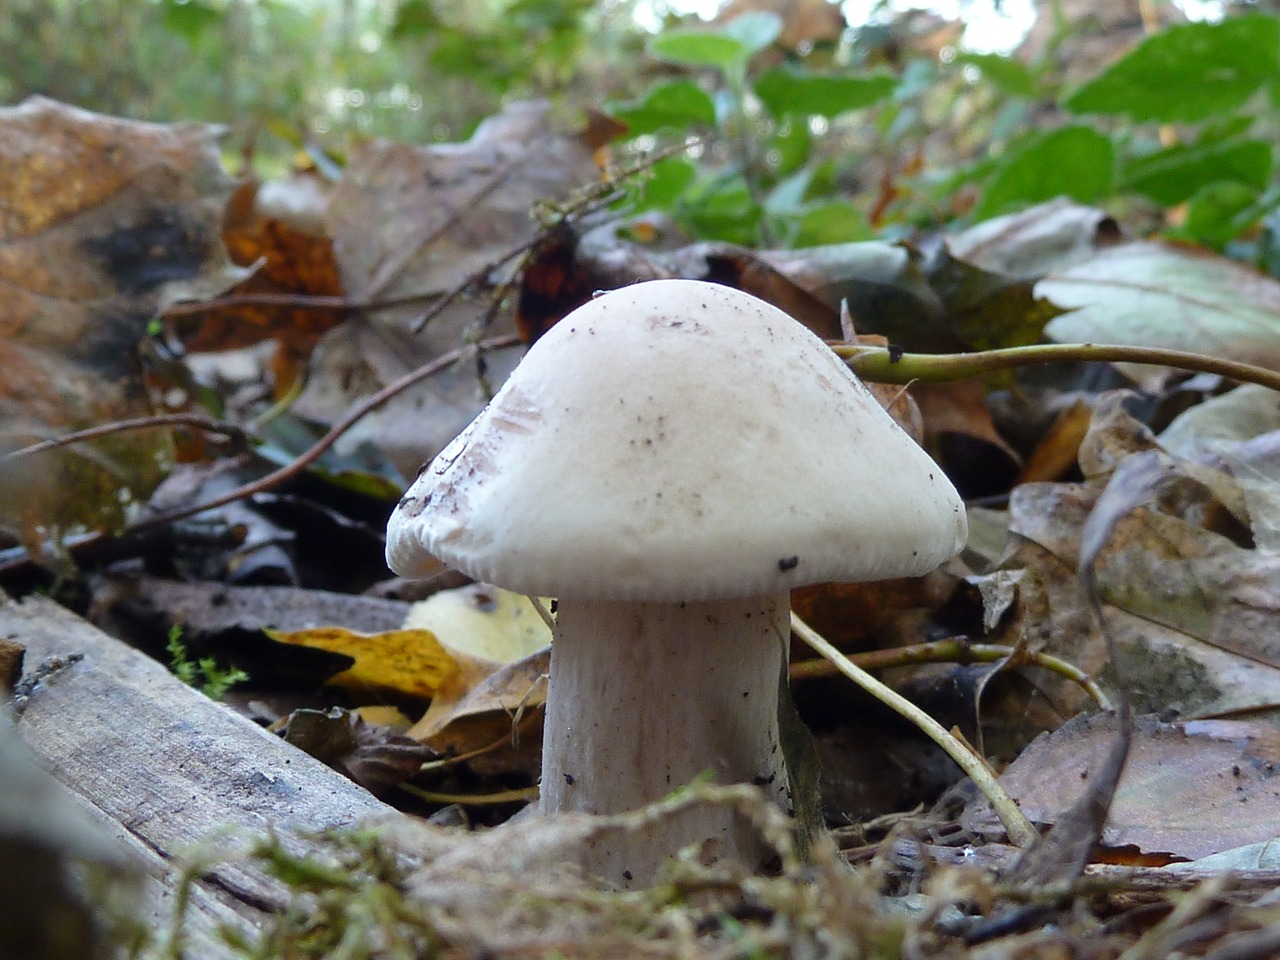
[{"x1": 540, "y1": 593, "x2": 792, "y2": 887}]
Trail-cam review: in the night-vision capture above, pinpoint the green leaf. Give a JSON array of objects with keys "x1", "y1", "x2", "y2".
[
  {"x1": 754, "y1": 66, "x2": 896, "y2": 118},
  {"x1": 1063, "y1": 15, "x2": 1280, "y2": 123},
  {"x1": 676, "y1": 172, "x2": 762, "y2": 245},
  {"x1": 610, "y1": 80, "x2": 716, "y2": 136},
  {"x1": 977, "y1": 125, "x2": 1116, "y2": 219},
  {"x1": 390, "y1": 0, "x2": 441, "y2": 39},
  {"x1": 633, "y1": 155, "x2": 697, "y2": 210},
  {"x1": 649, "y1": 12, "x2": 780, "y2": 73},
  {"x1": 160, "y1": 0, "x2": 222, "y2": 42},
  {"x1": 778, "y1": 200, "x2": 873, "y2": 247},
  {"x1": 955, "y1": 52, "x2": 1039, "y2": 98},
  {"x1": 1121, "y1": 140, "x2": 1272, "y2": 206},
  {"x1": 429, "y1": 30, "x2": 515, "y2": 90},
  {"x1": 766, "y1": 118, "x2": 812, "y2": 177},
  {"x1": 1180, "y1": 182, "x2": 1267, "y2": 249},
  {"x1": 649, "y1": 31, "x2": 747, "y2": 72},
  {"x1": 764, "y1": 167, "x2": 812, "y2": 215},
  {"x1": 1197, "y1": 114, "x2": 1257, "y2": 145}
]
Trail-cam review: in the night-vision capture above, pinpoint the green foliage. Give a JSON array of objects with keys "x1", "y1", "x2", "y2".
[
  {"x1": 610, "y1": 80, "x2": 717, "y2": 136},
  {"x1": 166, "y1": 624, "x2": 248, "y2": 701},
  {"x1": 159, "y1": 0, "x2": 221, "y2": 42},
  {"x1": 954, "y1": 52, "x2": 1040, "y2": 99},
  {"x1": 0, "y1": 0, "x2": 624, "y2": 147},
  {"x1": 650, "y1": 11, "x2": 781, "y2": 79},
  {"x1": 7, "y1": 2, "x2": 1280, "y2": 264},
  {"x1": 1062, "y1": 14, "x2": 1280, "y2": 123},
  {"x1": 1182, "y1": 182, "x2": 1279, "y2": 251},
  {"x1": 976, "y1": 125, "x2": 1116, "y2": 219},
  {"x1": 1121, "y1": 139, "x2": 1273, "y2": 207},
  {"x1": 754, "y1": 66, "x2": 896, "y2": 119},
  {"x1": 607, "y1": 6, "x2": 1280, "y2": 258},
  {"x1": 615, "y1": 11, "x2": 888, "y2": 246}
]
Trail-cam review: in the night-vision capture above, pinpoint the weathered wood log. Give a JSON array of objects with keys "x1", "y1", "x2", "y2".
[{"x1": 3, "y1": 591, "x2": 398, "y2": 957}]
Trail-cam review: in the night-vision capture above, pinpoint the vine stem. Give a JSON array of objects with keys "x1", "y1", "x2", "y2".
[
  {"x1": 789, "y1": 639, "x2": 1111, "y2": 710},
  {"x1": 834, "y1": 342, "x2": 1280, "y2": 392},
  {"x1": 2, "y1": 414, "x2": 249, "y2": 462},
  {"x1": 790, "y1": 612, "x2": 1039, "y2": 848}
]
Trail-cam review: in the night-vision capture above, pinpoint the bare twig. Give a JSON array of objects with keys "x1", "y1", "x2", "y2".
[
  {"x1": 0, "y1": 334, "x2": 520, "y2": 575},
  {"x1": 2, "y1": 414, "x2": 249, "y2": 462},
  {"x1": 126, "y1": 333, "x2": 520, "y2": 536}
]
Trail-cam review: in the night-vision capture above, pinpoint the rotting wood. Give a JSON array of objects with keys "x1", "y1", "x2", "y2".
[{"x1": 2, "y1": 591, "x2": 398, "y2": 956}]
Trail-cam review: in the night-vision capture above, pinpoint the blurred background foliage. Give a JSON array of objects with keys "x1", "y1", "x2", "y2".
[
  {"x1": 4, "y1": 0, "x2": 1280, "y2": 259},
  {"x1": 0, "y1": 0, "x2": 644, "y2": 145}
]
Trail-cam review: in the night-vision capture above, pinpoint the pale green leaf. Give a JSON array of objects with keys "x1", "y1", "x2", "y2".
[{"x1": 1040, "y1": 241, "x2": 1280, "y2": 372}]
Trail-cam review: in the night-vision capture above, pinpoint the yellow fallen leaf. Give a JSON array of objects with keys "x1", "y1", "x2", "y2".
[
  {"x1": 403, "y1": 584, "x2": 551, "y2": 664},
  {"x1": 355, "y1": 705, "x2": 415, "y2": 732},
  {"x1": 266, "y1": 626, "x2": 457, "y2": 700}
]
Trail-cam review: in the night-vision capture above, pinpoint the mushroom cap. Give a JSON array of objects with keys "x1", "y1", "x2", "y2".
[{"x1": 387, "y1": 279, "x2": 966, "y2": 602}]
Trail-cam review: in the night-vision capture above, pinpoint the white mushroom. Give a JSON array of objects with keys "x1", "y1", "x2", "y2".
[{"x1": 386, "y1": 279, "x2": 966, "y2": 886}]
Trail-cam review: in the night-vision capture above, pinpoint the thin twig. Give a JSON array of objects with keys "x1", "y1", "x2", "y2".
[
  {"x1": 0, "y1": 334, "x2": 521, "y2": 575},
  {"x1": 408, "y1": 236, "x2": 540, "y2": 335},
  {"x1": 160, "y1": 285, "x2": 473, "y2": 320},
  {"x1": 2, "y1": 414, "x2": 249, "y2": 462},
  {"x1": 126, "y1": 333, "x2": 520, "y2": 536},
  {"x1": 790, "y1": 612, "x2": 1039, "y2": 848},
  {"x1": 365, "y1": 157, "x2": 522, "y2": 304},
  {"x1": 527, "y1": 597, "x2": 557, "y2": 632},
  {"x1": 398, "y1": 784, "x2": 539, "y2": 806}
]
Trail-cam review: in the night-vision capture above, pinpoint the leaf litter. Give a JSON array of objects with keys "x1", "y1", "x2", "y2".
[{"x1": 6, "y1": 97, "x2": 1280, "y2": 958}]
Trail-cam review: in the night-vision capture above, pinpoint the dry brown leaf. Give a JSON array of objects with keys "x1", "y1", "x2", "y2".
[
  {"x1": 176, "y1": 177, "x2": 347, "y2": 393},
  {"x1": 912, "y1": 379, "x2": 1020, "y2": 462},
  {"x1": 296, "y1": 101, "x2": 603, "y2": 476},
  {"x1": 977, "y1": 395, "x2": 1280, "y2": 724},
  {"x1": 0, "y1": 97, "x2": 245, "y2": 545},
  {"x1": 1158, "y1": 384, "x2": 1280, "y2": 460},
  {"x1": 963, "y1": 713, "x2": 1280, "y2": 861},
  {"x1": 791, "y1": 570, "x2": 958, "y2": 652},
  {"x1": 1018, "y1": 398, "x2": 1092, "y2": 484},
  {"x1": 945, "y1": 198, "x2": 1121, "y2": 281},
  {"x1": 408, "y1": 648, "x2": 549, "y2": 777},
  {"x1": 277, "y1": 706, "x2": 434, "y2": 797}
]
